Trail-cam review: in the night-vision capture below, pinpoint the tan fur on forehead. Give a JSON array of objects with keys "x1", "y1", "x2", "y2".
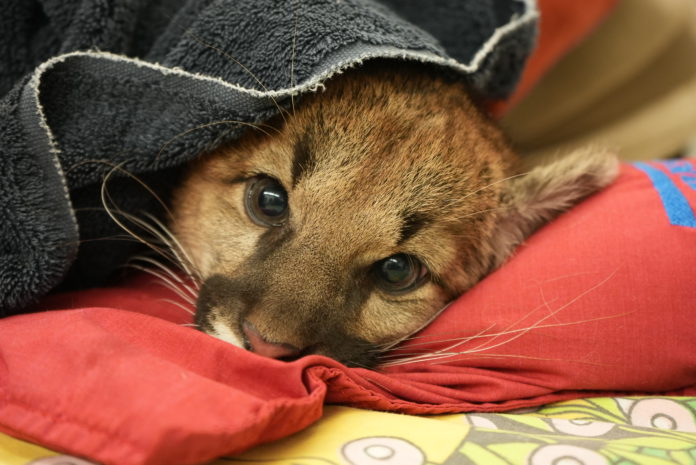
[
  {"x1": 283, "y1": 64, "x2": 513, "y2": 254},
  {"x1": 292, "y1": 63, "x2": 514, "y2": 180}
]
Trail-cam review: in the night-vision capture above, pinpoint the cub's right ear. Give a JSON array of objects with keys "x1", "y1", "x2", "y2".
[{"x1": 490, "y1": 147, "x2": 620, "y2": 268}]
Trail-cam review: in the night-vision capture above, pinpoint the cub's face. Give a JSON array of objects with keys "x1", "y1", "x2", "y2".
[{"x1": 171, "y1": 65, "x2": 617, "y2": 367}]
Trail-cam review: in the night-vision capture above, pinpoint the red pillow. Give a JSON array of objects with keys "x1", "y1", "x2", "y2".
[{"x1": 1, "y1": 161, "x2": 694, "y2": 465}]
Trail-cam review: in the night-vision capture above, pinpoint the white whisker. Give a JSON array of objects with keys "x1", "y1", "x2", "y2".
[
  {"x1": 461, "y1": 171, "x2": 531, "y2": 201},
  {"x1": 289, "y1": 0, "x2": 299, "y2": 117},
  {"x1": 127, "y1": 264, "x2": 196, "y2": 306},
  {"x1": 379, "y1": 324, "x2": 495, "y2": 367},
  {"x1": 111, "y1": 209, "x2": 183, "y2": 267},
  {"x1": 421, "y1": 353, "x2": 609, "y2": 367},
  {"x1": 156, "y1": 119, "x2": 277, "y2": 163},
  {"x1": 100, "y1": 164, "x2": 179, "y2": 263},
  {"x1": 159, "y1": 298, "x2": 196, "y2": 317},
  {"x1": 97, "y1": 161, "x2": 202, "y2": 289},
  {"x1": 184, "y1": 31, "x2": 290, "y2": 124},
  {"x1": 376, "y1": 301, "x2": 454, "y2": 352},
  {"x1": 381, "y1": 270, "x2": 620, "y2": 367},
  {"x1": 141, "y1": 212, "x2": 201, "y2": 285},
  {"x1": 131, "y1": 256, "x2": 198, "y2": 299}
]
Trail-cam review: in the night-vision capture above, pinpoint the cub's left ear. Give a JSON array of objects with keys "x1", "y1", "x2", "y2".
[{"x1": 490, "y1": 147, "x2": 620, "y2": 267}]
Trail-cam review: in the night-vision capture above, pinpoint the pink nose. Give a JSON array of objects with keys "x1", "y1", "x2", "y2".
[{"x1": 242, "y1": 321, "x2": 301, "y2": 360}]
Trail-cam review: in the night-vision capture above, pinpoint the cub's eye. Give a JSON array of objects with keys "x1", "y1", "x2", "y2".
[
  {"x1": 373, "y1": 253, "x2": 428, "y2": 293},
  {"x1": 245, "y1": 176, "x2": 289, "y2": 227}
]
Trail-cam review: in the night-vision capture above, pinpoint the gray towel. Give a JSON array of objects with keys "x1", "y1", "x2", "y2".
[{"x1": 0, "y1": 0, "x2": 537, "y2": 313}]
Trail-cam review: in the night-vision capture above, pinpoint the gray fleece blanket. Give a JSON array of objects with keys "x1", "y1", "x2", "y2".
[{"x1": 0, "y1": 0, "x2": 537, "y2": 314}]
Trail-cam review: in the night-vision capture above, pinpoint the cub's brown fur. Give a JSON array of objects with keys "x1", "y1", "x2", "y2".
[{"x1": 171, "y1": 63, "x2": 617, "y2": 367}]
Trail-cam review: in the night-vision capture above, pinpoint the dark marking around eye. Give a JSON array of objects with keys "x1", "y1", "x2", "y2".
[
  {"x1": 429, "y1": 273, "x2": 445, "y2": 287},
  {"x1": 226, "y1": 175, "x2": 248, "y2": 185},
  {"x1": 291, "y1": 134, "x2": 315, "y2": 187},
  {"x1": 252, "y1": 225, "x2": 295, "y2": 262},
  {"x1": 397, "y1": 211, "x2": 430, "y2": 245}
]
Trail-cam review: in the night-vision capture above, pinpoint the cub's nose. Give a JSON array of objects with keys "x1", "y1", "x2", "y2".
[{"x1": 242, "y1": 320, "x2": 301, "y2": 360}]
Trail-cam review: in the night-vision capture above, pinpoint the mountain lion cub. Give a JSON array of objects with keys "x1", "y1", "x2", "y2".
[{"x1": 171, "y1": 63, "x2": 617, "y2": 368}]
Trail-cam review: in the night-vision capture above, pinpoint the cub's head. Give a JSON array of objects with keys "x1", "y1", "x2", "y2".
[{"x1": 171, "y1": 64, "x2": 617, "y2": 367}]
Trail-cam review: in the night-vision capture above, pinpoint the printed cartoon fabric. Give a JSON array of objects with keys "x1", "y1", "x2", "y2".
[{"x1": 3, "y1": 397, "x2": 695, "y2": 465}]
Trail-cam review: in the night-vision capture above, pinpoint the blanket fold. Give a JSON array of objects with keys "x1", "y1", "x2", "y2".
[{"x1": 0, "y1": 0, "x2": 537, "y2": 313}]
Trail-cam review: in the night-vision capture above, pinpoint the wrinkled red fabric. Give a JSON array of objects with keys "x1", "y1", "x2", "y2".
[{"x1": 1, "y1": 162, "x2": 695, "y2": 465}]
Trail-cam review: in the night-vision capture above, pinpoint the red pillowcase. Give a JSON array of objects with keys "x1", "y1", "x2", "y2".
[
  {"x1": 1, "y1": 162, "x2": 694, "y2": 465},
  {"x1": 374, "y1": 160, "x2": 696, "y2": 402}
]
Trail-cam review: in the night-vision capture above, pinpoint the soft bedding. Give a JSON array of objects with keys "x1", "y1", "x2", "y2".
[
  {"x1": 1, "y1": 161, "x2": 694, "y2": 465},
  {"x1": 3, "y1": 397, "x2": 695, "y2": 465},
  {"x1": 2, "y1": 1, "x2": 695, "y2": 465},
  {"x1": 0, "y1": 0, "x2": 536, "y2": 313}
]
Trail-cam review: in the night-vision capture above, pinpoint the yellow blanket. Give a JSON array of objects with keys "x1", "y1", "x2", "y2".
[{"x1": 3, "y1": 397, "x2": 695, "y2": 465}]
